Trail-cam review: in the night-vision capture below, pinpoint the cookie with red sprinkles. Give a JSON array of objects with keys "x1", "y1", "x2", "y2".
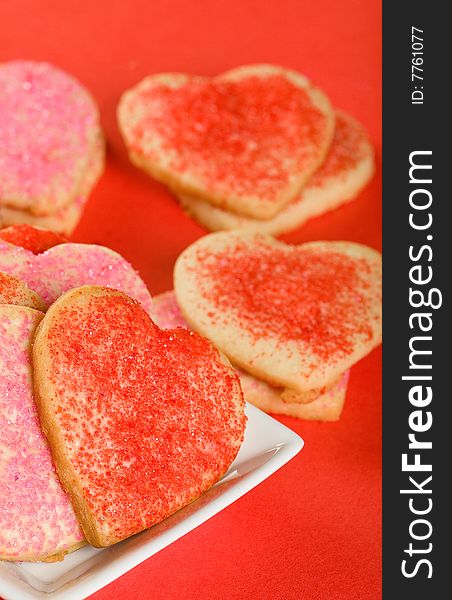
[
  {"x1": 153, "y1": 290, "x2": 350, "y2": 421},
  {"x1": 118, "y1": 64, "x2": 334, "y2": 219},
  {"x1": 0, "y1": 271, "x2": 45, "y2": 310},
  {"x1": 33, "y1": 286, "x2": 245, "y2": 547},
  {"x1": 0, "y1": 305, "x2": 84, "y2": 561},
  {"x1": 0, "y1": 60, "x2": 104, "y2": 217},
  {"x1": 178, "y1": 110, "x2": 375, "y2": 235},
  {"x1": 174, "y1": 231, "x2": 382, "y2": 394}
]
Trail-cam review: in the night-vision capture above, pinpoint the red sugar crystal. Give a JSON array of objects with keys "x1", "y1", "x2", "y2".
[
  {"x1": 130, "y1": 74, "x2": 328, "y2": 200},
  {"x1": 192, "y1": 238, "x2": 377, "y2": 363},
  {"x1": 45, "y1": 292, "x2": 245, "y2": 542}
]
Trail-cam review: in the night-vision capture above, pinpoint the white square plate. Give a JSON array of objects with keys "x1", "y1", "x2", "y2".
[{"x1": 0, "y1": 403, "x2": 303, "y2": 600}]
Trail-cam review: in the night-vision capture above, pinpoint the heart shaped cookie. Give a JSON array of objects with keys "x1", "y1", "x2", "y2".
[
  {"x1": 0, "y1": 61, "x2": 103, "y2": 216},
  {"x1": 33, "y1": 286, "x2": 245, "y2": 547},
  {"x1": 174, "y1": 232, "x2": 381, "y2": 393},
  {"x1": 153, "y1": 290, "x2": 350, "y2": 421},
  {"x1": 0, "y1": 305, "x2": 84, "y2": 561},
  {"x1": 0, "y1": 271, "x2": 45, "y2": 310},
  {"x1": 0, "y1": 224, "x2": 66, "y2": 254},
  {"x1": 118, "y1": 64, "x2": 334, "y2": 219},
  {"x1": 0, "y1": 238, "x2": 152, "y2": 312},
  {"x1": 178, "y1": 110, "x2": 375, "y2": 235}
]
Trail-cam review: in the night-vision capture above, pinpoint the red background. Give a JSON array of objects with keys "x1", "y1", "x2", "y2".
[{"x1": 0, "y1": 1, "x2": 382, "y2": 598}]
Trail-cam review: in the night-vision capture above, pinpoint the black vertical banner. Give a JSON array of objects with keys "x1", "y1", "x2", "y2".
[{"x1": 383, "y1": 2, "x2": 450, "y2": 598}]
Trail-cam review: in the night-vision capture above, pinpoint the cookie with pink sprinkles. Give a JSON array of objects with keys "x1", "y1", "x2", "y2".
[
  {"x1": 0, "y1": 235, "x2": 153, "y2": 313},
  {"x1": 0, "y1": 60, "x2": 104, "y2": 217},
  {"x1": 0, "y1": 131, "x2": 105, "y2": 234},
  {"x1": 0, "y1": 305, "x2": 84, "y2": 561}
]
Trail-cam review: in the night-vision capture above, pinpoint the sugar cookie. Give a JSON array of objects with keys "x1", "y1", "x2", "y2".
[
  {"x1": 178, "y1": 111, "x2": 374, "y2": 235},
  {"x1": 0, "y1": 238, "x2": 153, "y2": 312},
  {"x1": 174, "y1": 231, "x2": 381, "y2": 393},
  {"x1": 0, "y1": 133, "x2": 104, "y2": 234},
  {"x1": 118, "y1": 64, "x2": 334, "y2": 219},
  {"x1": 0, "y1": 60, "x2": 103, "y2": 216},
  {"x1": 0, "y1": 224, "x2": 66, "y2": 254},
  {"x1": 242, "y1": 371, "x2": 350, "y2": 421},
  {"x1": 152, "y1": 290, "x2": 347, "y2": 417},
  {"x1": 0, "y1": 271, "x2": 45, "y2": 310},
  {"x1": 0, "y1": 305, "x2": 84, "y2": 561},
  {"x1": 33, "y1": 286, "x2": 245, "y2": 547}
]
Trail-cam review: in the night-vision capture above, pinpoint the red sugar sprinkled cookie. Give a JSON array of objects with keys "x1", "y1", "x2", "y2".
[
  {"x1": 0, "y1": 60, "x2": 103, "y2": 217},
  {"x1": 178, "y1": 110, "x2": 375, "y2": 235},
  {"x1": 33, "y1": 286, "x2": 246, "y2": 547},
  {"x1": 118, "y1": 64, "x2": 334, "y2": 219},
  {"x1": 174, "y1": 231, "x2": 381, "y2": 393},
  {"x1": 0, "y1": 305, "x2": 84, "y2": 561}
]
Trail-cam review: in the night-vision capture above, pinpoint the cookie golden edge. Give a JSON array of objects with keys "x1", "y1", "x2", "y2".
[
  {"x1": 242, "y1": 371, "x2": 350, "y2": 421},
  {"x1": 0, "y1": 271, "x2": 46, "y2": 311}
]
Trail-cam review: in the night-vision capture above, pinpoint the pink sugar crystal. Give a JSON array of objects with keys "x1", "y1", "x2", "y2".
[
  {"x1": 0, "y1": 307, "x2": 83, "y2": 559},
  {"x1": 0, "y1": 240, "x2": 153, "y2": 313},
  {"x1": 0, "y1": 61, "x2": 98, "y2": 210}
]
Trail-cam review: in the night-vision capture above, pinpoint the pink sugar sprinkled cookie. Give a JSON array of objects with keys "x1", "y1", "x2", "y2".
[
  {"x1": 152, "y1": 289, "x2": 192, "y2": 329},
  {"x1": 0, "y1": 305, "x2": 84, "y2": 561},
  {"x1": 0, "y1": 193, "x2": 88, "y2": 236},
  {"x1": 0, "y1": 238, "x2": 153, "y2": 312},
  {"x1": 0, "y1": 131, "x2": 105, "y2": 235},
  {"x1": 0, "y1": 60, "x2": 103, "y2": 216}
]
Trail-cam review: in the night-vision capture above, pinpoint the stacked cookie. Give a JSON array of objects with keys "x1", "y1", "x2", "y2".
[
  {"x1": 0, "y1": 226, "x2": 246, "y2": 561},
  {"x1": 0, "y1": 61, "x2": 105, "y2": 234},
  {"x1": 118, "y1": 64, "x2": 374, "y2": 234},
  {"x1": 152, "y1": 231, "x2": 382, "y2": 421}
]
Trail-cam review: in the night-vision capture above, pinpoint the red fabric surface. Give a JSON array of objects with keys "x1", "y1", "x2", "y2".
[{"x1": 0, "y1": 1, "x2": 381, "y2": 598}]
